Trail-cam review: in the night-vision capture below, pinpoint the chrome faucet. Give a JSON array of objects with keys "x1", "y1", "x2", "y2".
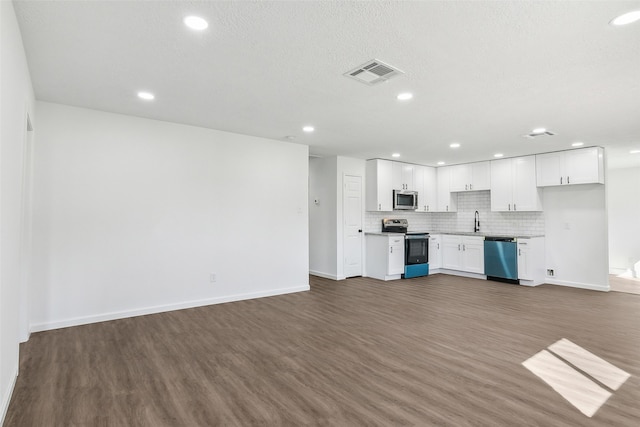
[{"x1": 474, "y1": 211, "x2": 480, "y2": 233}]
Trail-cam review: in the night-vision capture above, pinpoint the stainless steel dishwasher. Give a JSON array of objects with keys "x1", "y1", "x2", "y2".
[{"x1": 484, "y1": 236, "x2": 518, "y2": 284}]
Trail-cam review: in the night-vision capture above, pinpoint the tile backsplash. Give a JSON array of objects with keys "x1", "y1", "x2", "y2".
[{"x1": 365, "y1": 190, "x2": 544, "y2": 236}]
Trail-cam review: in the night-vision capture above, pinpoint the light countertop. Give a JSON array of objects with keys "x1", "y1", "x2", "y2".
[{"x1": 367, "y1": 230, "x2": 544, "y2": 238}]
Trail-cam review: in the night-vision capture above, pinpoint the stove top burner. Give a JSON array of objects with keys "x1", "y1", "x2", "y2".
[{"x1": 381, "y1": 218, "x2": 408, "y2": 233}]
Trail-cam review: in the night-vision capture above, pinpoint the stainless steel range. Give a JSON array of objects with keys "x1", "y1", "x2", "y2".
[{"x1": 381, "y1": 219, "x2": 430, "y2": 279}]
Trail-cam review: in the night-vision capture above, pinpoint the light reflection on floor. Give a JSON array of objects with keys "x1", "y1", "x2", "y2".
[{"x1": 522, "y1": 338, "x2": 631, "y2": 418}]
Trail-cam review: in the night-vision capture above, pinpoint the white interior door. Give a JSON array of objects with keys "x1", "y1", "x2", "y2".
[{"x1": 343, "y1": 175, "x2": 363, "y2": 278}]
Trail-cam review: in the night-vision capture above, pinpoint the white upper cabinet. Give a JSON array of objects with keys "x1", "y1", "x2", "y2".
[
  {"x1": 449, "y1": 164, "x2": 471, "y2": 192},
  {"x1": 450, "y1": 161, "x2": 491, "y2": 192},
  {"x1": 436, "y1": 167, "x2": 458, "y2": 212},
  {"x1": 413, "y1": 165, "x2": 425, "y2": 211},
  {"x1": 471, "y1": 162, "x2": 491, "y2": 190},
  {"x1": 490, "y1": 159, "x2": 512, "y2": 211},
  {"x1": 392, "y1": 162, "x2": 414, "y2": 190},
  {"x1": 490, "y1": 156, "x2": 542, "y2": 212},
  {"x1": 414, "y1": 165, "x2": 438, "y2": 212},
  {"x1": 366, "y1": 159, "x2": 393, "y2": 212},
  {"x1": 536, "y1": 147, "x2": 604, "y2": 187},
  {"x1": 564, "y1": 147, "x2": 605, "y2": 185}
]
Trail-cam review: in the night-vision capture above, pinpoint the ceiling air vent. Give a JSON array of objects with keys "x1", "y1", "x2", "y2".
[
  {"x1": 344, "y1": 59, "x2": 404, "y2": 85},
  {"x1": 523, "y1": 130, "x2": 556, "y2": 139}
]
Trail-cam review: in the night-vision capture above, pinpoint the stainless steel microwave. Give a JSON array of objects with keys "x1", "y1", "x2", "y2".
[{"x1": 393, "y1": 190, "x2": 418, "y2": 210}]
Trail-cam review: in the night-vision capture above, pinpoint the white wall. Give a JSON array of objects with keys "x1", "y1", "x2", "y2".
[
  {"x1": 607, "y1": 166, "x2": 640, "y2": 276},
  {"x1": 30, "y1": 102, "x2": 309, "y2": 331},
  {"x1": 543, "y1": 184, "x2": 609, "y2": 291},
  {"x1": 309, "y1": 157, "x2": 337, "y2": 278},
  {"x1": 0, "y1": 1, "x2": 36, "y2": 422}
]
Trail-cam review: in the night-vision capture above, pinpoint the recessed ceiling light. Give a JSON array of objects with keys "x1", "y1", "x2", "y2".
[
  {"x1": 397, "y1": 93, "x2": 413, "y2": 101},
  {"x1": 302, "y1": 126, "x2": 314, "y2": 133},
  {"x1": 610, "y1": 10, "x2": 640, "y2": 26},
  {"x1": 572, "y1": 142, "x2": 584, "y2": 147},
  {"x1": 494, "y1": 153, "x2": 504, "y2": 158},
  {"x1": 531, "y1": 128, "x2": 546, "y2": 135},
  {"x1": 137, "y1": 91, "x2": 155, "y2": 100},
  {"x1": 392, "y1": 153, "x2": 401, "y2": 158},
  {"x1": 630, "y1": 149, "x2": 640, "y2": 154},
  {"x1": 184, "y1": 16, "x2": 208, "y2": 30},
  {"x1": 437, "y1": 161, "x2": 445, "y2": 165},
  {"x1": 449, "y1": 143, "x2": 460, "y2": 148}
]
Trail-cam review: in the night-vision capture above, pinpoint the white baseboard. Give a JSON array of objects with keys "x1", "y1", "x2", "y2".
[
  {"x1": 309, "y1": 270, "x2": 340, "y2": 280},
  {"x1": 1, "y1": 367, "x2": 18, "y2": 426},
  {"x1": 30, "y1": 285, "x2": 310, "y2": 333},
  {"x1": 545, "y1": 278, "x2": 610, "y2": 292},
  {"x1": 438, "y1": 269, "x2": 487, "y2": 281},
  {"x1": 518, "y1": 279, "x2": 543, "y2": 287},
  {"x1": 19, "y1": 331, "x2": 31, "y2": 344},
  {"x1": 609, "y1": 267, "x2": 627, "y2": 275}
]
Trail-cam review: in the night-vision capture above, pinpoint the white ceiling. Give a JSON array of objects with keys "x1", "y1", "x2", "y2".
[{"x1": 13, "y1": 0, "x2": 640, "y2": 168}]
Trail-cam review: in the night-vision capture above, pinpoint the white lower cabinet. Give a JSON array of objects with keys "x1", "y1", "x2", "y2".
[
  {"x1": 517, "y1": 237, "x2": 545, "y2": 286},
  {"x1": 428, "y1": 234, "x2": 442, "y2": 270},
  {"x1": 442, "y1": 236, "x2": 463, "y2": 270},
  {"x1": 442, "y1": 235, "x2": 485, "y2": 274},
  {"x1": 366, "y1": 234, "x2": 405, "y2": 281}
]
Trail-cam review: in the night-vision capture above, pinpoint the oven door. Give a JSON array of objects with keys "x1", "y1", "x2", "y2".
[{"x1": 405, "y1": 235, "x2": 429, "y2": 265}]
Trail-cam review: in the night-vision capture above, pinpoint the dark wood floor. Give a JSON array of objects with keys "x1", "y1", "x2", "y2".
[{"x1": 5, "y1": 274, "x2": 640, "y2": 426}]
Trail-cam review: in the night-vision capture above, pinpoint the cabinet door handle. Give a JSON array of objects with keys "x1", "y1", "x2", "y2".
[
  {"x1": 514, "y1": 204, "x2": 517, "y2": 211},
  {"x1": 470, "y1": 184, "x2": 473, "y2": 190},
  {"x1": 437, "y1": 243, "x2": 440, "y2": 249},
  {"x1": 458, "y1": 244, "x2": 461, "y2": 251},
  {"x1": 567, "y1": 176, "x2": 570, "y2": 184},
  {"x1": 508, "y1": 203, "x2": 511, "y2": 211},
  {"x1": 446, "y1": 205, "x2": 449, "y2": 212},
  {"x1": 378, "y1": 203, "x2": 381, "y2": 210},
  {"x1": 560, "y1": 177, "x2": 563, "y2": 184},
  {"x1": 390, "y1": 247, "x2": 393, "y2": 253},
  {"x1": 463, "y1": 244, "x2": 466, "y2": 251},
  {"x1": 519, "y1": 248, "x2": 521, "y2": 256},
  {"x1": 465, "y1": 184, "x2": 468, "y2": 190}
]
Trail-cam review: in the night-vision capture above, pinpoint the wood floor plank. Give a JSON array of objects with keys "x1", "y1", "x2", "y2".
[{"x1": 5, "y1": 274, "x2": 640, "y2": 426}]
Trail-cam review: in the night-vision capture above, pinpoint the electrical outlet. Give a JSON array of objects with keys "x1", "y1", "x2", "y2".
[
  {"x1": 547, "y1": 269, "x2": 555, "y2": 277},
  {"x1": 210, "y1": 273, "x2": 217, "y2": 283}
]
